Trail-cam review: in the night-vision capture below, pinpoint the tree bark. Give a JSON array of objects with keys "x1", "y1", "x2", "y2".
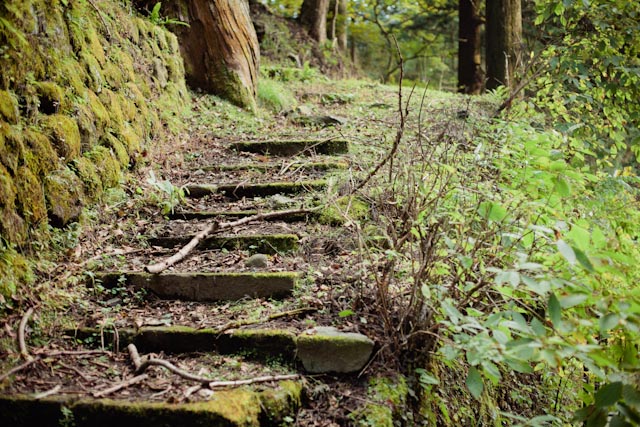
[
  {"x1": 336, "y1": 0, "x2": 348, "y2": 52},
  {"x1": 299, "y1": 0, "x2": 330, "y2": 44},
  {"x1": 160, "y1": 0, "x2": 260, "y2": 110},
  {"x1": 458, "y1": 0, "x2": 483, "y2": 94},
  {"x1": 486, "y1": 0, "x2": 522, "y2": 90}
]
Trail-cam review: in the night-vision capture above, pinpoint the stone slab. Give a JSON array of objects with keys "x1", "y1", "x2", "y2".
[
  {"x1": 296, "y1": 327, "x2": 374, "y2": 373},
  {"x1": 168, "y1": 210, "x2": 321, "y2": 222},
  {"x1": 94, "y1": 272, "x2": 298, "y2": 301},
  {"x1": 185, "y1": 180, "x2": 326, "y2": 199},
  {"x1": 147, "y1": 233, "x2": 299, "y2": 254},
  {"x1": 231, "y1": 139, "x2": 349, "y2": 156}
]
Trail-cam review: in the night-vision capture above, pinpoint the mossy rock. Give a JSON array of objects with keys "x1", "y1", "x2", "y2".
[
  {"x1": 85, "y1": 145, "x2": 121, "y2": 188},
  {"x1": 99, "y1": 89, "x2": 125, "y2": 131},
  {"x1": 79, "y1": 51, "x2": 104, "y2": 93},
  {"x1": 259, "y1": 380, "x2": 303, "y2": 425},
  {"x1": 0, "y1": 163, "x2": 16, "y2": 207},
  {"x1": 87, "y1": 90, "x2": 111, "y2": 130},
  {"x1": 41, "y1": 114, "x2": 81, "y2": 162},
  {"x1": 0, "y1": 247, "x2": 33, "y2": 303},
  {"x1": 75, "y1": 103, "x2": 99, "y2": 149},
  {"x1": 0, "y1": 90, "x2": 19, "y2": 123},
  {"x1": 23, "y1": 130, "x2": 59, "y2": 177},
  {"x1": 35, "y1": 82, "x2": 65, "y2": 115},
  {"x1": 58, "y1": 57, "x2": 87, "y2": 95},
  {"x1": 44, "y1": 167, "x2": 85, "y2": 228},
  {"x1": 100, "y1": 133, "x2": 130, "y2": 167},
  {"x1": 14, "y1": 166, "x2": 47, "y2": 225},
  {"x1": 72, "y1": 156, "x2": 103, "y2": 201},
  {"x1": 118, "y1": 123, "x2": 142, "y2": 155},
  {"x1": 0, "y1": 123, "x2": 25, "y2": 174},
  {"x1": 349, "y1": 376, "x2": 409, "y2": 427},
  {"x1": 0, "y1": 207, "x2": 27, "y2": 244}
]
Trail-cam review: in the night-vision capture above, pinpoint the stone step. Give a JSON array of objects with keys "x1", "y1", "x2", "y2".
[
  {"x1": 94, "y1": 272, "x2": 298, "y2": 302},
  {"x1": 0, "y1": 381, "x2": 302, "y2": 427},
  {"x1": 147, "y1": 233, "x2": 299, "y2": 254},
  {"x1": 69, "y1": 326, "x2": 375, "y2": 373},
  {"x1": 168, "y1": 210, "x2": 320, "y2": 222},
  {"x1": 201, "y1": 160, "x2": 348, "y2": 172},
  {"x1": 231, "y1": 139, "x2": 348, "y2": 156},
  {"x1": 185, "y1": 180, "x2": 326, "y2": 199}
]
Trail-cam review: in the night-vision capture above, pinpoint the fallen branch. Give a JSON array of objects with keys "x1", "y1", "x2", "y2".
[
  {"x1": 33, "y1": 384, "x2": 61, "y2": 400},
  {"x1": 86, "y1": 0, "x2": 112, "y2": 40},
  {"x1": 18, "y1": 307, "x2": 34, "y2": 360},
  {"x1": 127, "y1": 344, "x2": 299, "y2": 388},
  {"x1": 145, "y1": 208, "x2": 318, "y2": 274},
  {"x1": 0, "y1": 358, "x2": 38, "y2": 382},
  {"x1": 218, "y1": 307, "x2": 317, "y2": 333},
  {"x1": 93, "y1": 374, "x2": 149, "y2": 398}
]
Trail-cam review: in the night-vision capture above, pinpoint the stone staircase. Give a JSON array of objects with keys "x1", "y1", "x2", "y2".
[{"x1": 0, "y1": 137, "x2": 374, "y2": 426}]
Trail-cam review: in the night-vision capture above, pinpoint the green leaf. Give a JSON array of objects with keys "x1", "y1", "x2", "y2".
[
  {"x1": 595, "y1": 382, "x2": 623, "y2": 408},
  {"x1": 548, "y1": 293, "x2": 562, "y2": 327},
  {"x1": 478, "y1": 201, "x2": 507, "y2": 222},
  {"x1": 466, "y1": 367, "x2": 483, "y2": 399},
  {"x1": 574, "y1": 247, "x2": 595, "y2": 272},
  {"x1": 338, "y1": 310, "x2": 354, "y2": 318},
  {"x1": 622, "y1": 384, "x2": 640, "y2": 407},
  {"x1": 557, "y1": 239, "x2": 576, "y2": 265},
  {"x1": 559, "y1": 293, "x2": 587, "y2": 308},
  {"x1": 554, "y1": 176, "x2": 571, "y2": 196},
  {"x1": 599, "y1": 313, "x2": 620, "y2": 333}
]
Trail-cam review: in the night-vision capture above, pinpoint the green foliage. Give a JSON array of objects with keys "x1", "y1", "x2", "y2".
[
  {"x1": 531, "y1": 0, "x2": 640, "y2": 170},
  {"x1": 145, "y1": 170, "x2": 186, "y2": 215},
  {"x1": 147, "y1": 2, "x2": 188, "y2": 27}
]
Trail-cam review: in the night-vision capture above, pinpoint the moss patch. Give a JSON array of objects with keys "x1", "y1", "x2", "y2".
[
  {"x1": 35, "y1": 81, "x2": 65, "y2": 114},
  {"x1": 41, "y1": 114, "x2": 81, "y2": 162},
  {"x1": 350, "y1": 376, "x2": 409, "y2": 427},
  {"x1": 14, "y1": 166, "x2": 46, "y2": 225},
  {"x1": 23, "y1": 130, "x2": 58, "y2": 177},
  {"x1": 0, "y1": 90, "x2": 18, "y2": 123},
  {"x1": 44, "y1": 167, "x2": 85, "y2": 228},
  {"x1": 85, "y1": 145, "x2": 121, "y2": 188},
  {"x1": 320, "y1": 196, "x2": 370, "y2": 225}
]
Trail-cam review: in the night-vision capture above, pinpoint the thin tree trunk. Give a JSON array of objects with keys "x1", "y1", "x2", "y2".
[
  {"x1": 299, "y1": 0, "x2": 330, "y2": 44},
  {"x1": 337, "y1": 0, "x2": 348, "y2": 52},
  {"x1": 458, "y1": 0, "x2": 483, "y2": 94},
  {"x1": 486, "y1": 0, "x2": 522, "y2": 90}
]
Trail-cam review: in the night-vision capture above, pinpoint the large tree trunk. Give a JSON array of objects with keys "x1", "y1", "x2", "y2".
[
  {"x1": 299, "y1": 0, "x2": 330, "y2": 44},
  {"x1": 458, "y1": 0, "x2": 483, "y2": 94},
  {"x1": 486, "y1": 0, "x2": 522, "y2": 90},
  {"x1": 160, "y1": 0, "x2": 259, "y2": 110}
]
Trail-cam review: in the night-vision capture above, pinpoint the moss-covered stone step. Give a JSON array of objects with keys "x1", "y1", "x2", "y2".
[
  {"x1": 185, "y1": 180, "x2": 326, "y2": 199},
  {"x1": 168, "y1": 210, "x2": 320, "y2": 222},
  {"x1": 231, "y1": 139, "x2": 349, "y2": 156},
  {"x1": 94, "y1": 272, "x2": 298, "y2": 301},
  {"x1": 201, "y1": 160, "x2": 348, "y2": 172},
  {"x1": 69, "y1": 326, "x2": 375, "y2": 373},
  {"x1": 147, "y1": 233, "x2": 299, "y2": 254},
  {"x1": 0, "y1": 381, "x2": 302, "y2": 427},
  {"x1": 70, "y1": 327, "x2": 298, "y2": 360}
]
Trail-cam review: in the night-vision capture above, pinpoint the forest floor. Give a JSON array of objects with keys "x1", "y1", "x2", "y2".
[{"x1": 0, "y1": 77, "x2": 507, "y2": 426}]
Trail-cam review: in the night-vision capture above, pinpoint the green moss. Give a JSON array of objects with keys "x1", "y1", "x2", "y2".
[
  {"x1": 72, "y1": 156, "x2": 103, "y2": 200},
  {"x1": 102, "y1": 62, "x2": 125, "y2": 90},
  {"x1": 58, "y1": 58, "x2": 88, "y2": 95},
  {"x1": 0, "y1": 123, "x2": 25, "y2": 174},
  {"x1": 100, "y1": 133, "x2": 130, "y2": 167},
  {"x1": 99, "y1": 89, "x2": 124, "y2": 130},
  {"x1": 0, "y1": 90, "x2": 18, "y2": 123},
  {"x1": 0, "y1": 247, "x2": 33, "y2": 305},
  {"x1": 44, "y1": 167, "x2": 85, "y2": 228},
  {"x1": 23, "y1": 130, "x2": 59, "y2": 177},
  {"x1": 14, "y1": 166, "x2": 46, "y2": 225},
  {"x1": 118, "y1": 123, "x2": 142, "y2": 155},
  {"x1": 259, "y1": 380, "x2": 303, "y2": 424},
  {"x1": 85, "y1": 145, "x2": 121, "y2": 188},
  {"x1": 320, "y1": 196, "x2": 370, "y2": 225},
  {"x1": 79, "y1": 51, "x2": 104, "y2": 92},
  {"x1": 87, "y1": 90, "x2": 111, "y2": 130},
  {"x1": 350, "y1": 376, "x2": 409, "y2": 427},
  {"x1": 41, "y1": 114, "x2": 81, "y2": 162},
  {"x1": 35, "y1": 81, "x2": 66, "y2": 114}
]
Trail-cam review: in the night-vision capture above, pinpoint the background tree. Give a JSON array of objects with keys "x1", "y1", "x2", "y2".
[
  {"x1": 299, "y1": 0, "x2": 330, "y2": 43},
  {"x1": 457, "y1": 0, "x2": 484, "y2": 94},
  {"x1": 485, "y1": 0, "x2": 522, "y2": 89}
]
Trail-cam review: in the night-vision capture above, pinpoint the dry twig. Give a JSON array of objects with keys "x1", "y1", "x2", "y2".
[
  {"x1": 217, "y1": 307, "x2": 316, "y2": 333},
  {"x1": 18, "y1": 307, "x2": 34, "y2": 360},
  {"x1": 33, "y1": 384, "x2": 61, "y2": 400},
  {"x1": 93, "y1": 374, "x2": 149, "y2": 398},
  {"x1": 145, "y1": 208, "x2": 318, "y2": 273},
  {"x1": 127, "y1": 344, "x2": 299, "y2": 388}
]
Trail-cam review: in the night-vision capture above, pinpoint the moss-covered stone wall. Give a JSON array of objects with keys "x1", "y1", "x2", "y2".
[{"x1": 0, "y1": 0, "x2": 188, "y2": 244}]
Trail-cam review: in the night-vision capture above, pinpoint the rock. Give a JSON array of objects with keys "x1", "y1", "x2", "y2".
[
  {"x1": 296, "y1": 326, "x2": 374, "y2": 373},
  {"x1": 245, "y1": 253, "x2": 268, "y2": 268}
]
